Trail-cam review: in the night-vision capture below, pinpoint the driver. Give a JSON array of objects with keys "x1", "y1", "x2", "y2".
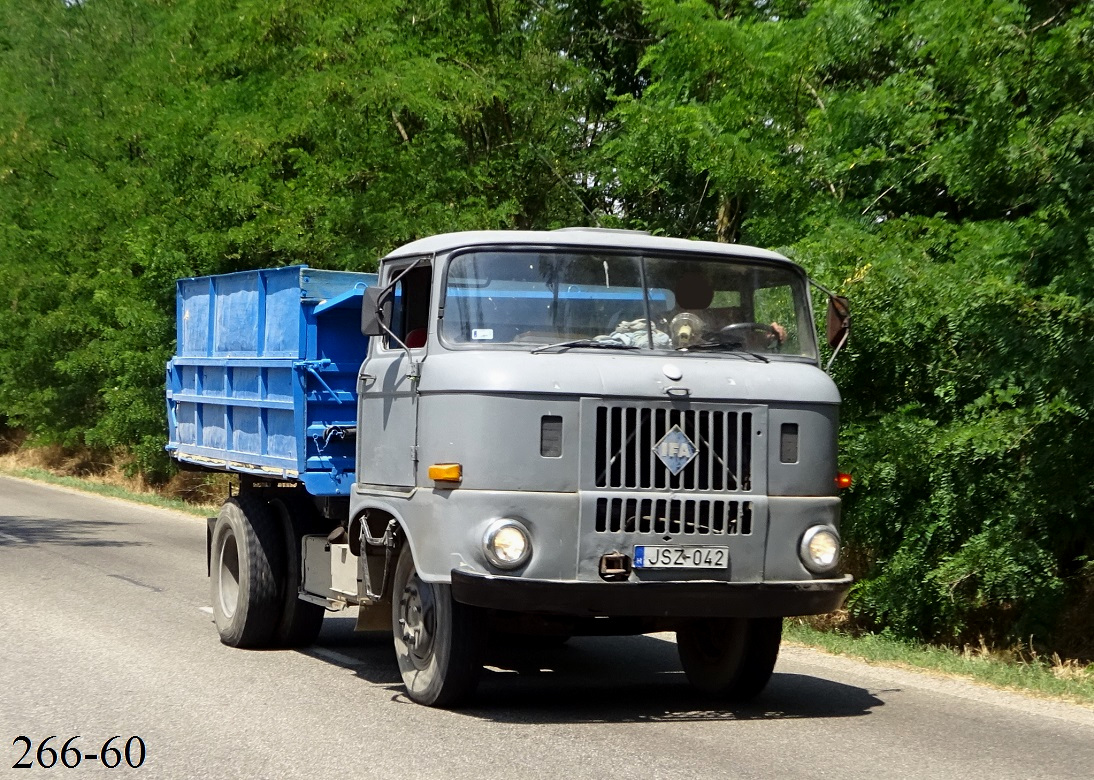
[
  {"x1": 670, "y1": 271, "x2": 715, "y2": 348},
  {"x1": 668, "y1": 270, "x2": 786, "y2": 350}
]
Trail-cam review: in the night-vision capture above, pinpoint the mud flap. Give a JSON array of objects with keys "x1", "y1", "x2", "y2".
[
  {"x1": 206, "y1": 517, "x2": 217, "y2": 577},
  {"x1": 355, "y1": 598, "x2": 393, "y2": 632}
]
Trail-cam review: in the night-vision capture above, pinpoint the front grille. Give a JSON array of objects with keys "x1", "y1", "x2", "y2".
[
  {"x1": 595, "y1": 497, "x2": 753, "y2": 536},
  {"x1": 594, "y1": 405, "x2": 752, "y2": 490}
]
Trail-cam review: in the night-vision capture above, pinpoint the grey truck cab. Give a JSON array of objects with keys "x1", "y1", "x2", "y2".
[{"x1": 175, "y1": 229, "x2": 852, "y2": 707}]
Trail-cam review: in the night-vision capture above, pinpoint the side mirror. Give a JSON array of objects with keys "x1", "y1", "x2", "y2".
[
  {"x1": 361, "y1": 286, "x2": 390, "y2": 337},
  {"x1": 825, "y1": 295, "x2": 850, "y2": 350}
]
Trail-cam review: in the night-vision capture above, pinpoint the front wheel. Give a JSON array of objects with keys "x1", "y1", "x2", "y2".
[
  {"x1": 677, "y1": 617, "x2": 782, "y2": 701},
  {"x1": 392, "y1": 544, "x2": 483, "y2": 707}
]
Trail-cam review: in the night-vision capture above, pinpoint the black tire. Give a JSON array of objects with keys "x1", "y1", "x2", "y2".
[
  {"x1": 392, "y1": 544, "x2": 483, "y2": 707},
  {"x1": 677, "y1": 617, "x2": 782, "y2": 701},
  {"x1": 268, "y1": 495, "x2": 326, "y2": 648},
  {"x1": 210, "y1": 494, "x2": 285, "y2": 648}
]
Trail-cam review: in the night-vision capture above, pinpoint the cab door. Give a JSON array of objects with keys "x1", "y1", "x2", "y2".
[{"x1": 356, "y1": 262, "x2": 432, "y2": 488}]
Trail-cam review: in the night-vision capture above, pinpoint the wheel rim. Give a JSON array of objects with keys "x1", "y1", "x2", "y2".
[
  {"x1": 217, "y1": 531, "x2": 240, "y2": 619},
  {"x1": 398, "y1": 571, "x2": 437, "y2": 670}
]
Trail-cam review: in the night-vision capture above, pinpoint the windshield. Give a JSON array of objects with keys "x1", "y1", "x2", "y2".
[{"x1": 441, "y1": 250, "x2": 817, "y2": 359}]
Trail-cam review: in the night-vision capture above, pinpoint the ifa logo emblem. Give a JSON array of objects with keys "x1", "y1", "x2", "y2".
[{"x1": 653, "y1": 425, "x2": 698, "y2": 475}]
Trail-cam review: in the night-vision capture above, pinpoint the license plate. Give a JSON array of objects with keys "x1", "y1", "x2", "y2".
[{"x1": 633, "y1": 546, "x2": 728, "y2": 569}]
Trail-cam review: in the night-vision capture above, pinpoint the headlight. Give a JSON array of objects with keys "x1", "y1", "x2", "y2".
[
  {"x1": 482, "y1": 519, "x2": 532, "y2": 570},
  {"x1": 799, "y1": 525, "x2": 840, "y2": 574}
]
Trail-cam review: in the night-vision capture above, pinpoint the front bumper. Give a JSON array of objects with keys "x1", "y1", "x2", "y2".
[{"x1": 451, "y1": 570, "x2": 852, "y2": 619}]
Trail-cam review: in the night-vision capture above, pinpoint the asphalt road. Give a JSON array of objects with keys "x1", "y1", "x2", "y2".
[{"x1": 1, "y1": 475, "x2": 1092, "y2": 780}]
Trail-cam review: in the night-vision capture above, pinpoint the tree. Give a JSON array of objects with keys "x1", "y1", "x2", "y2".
[{"x1": 604, "y1": 0, "x2": 1094, "y2": 648}]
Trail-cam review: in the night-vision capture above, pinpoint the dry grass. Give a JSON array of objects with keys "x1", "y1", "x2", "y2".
[
  {"x1": 954, "y1": 632, "x2": 1094, "y2": 686},
  {"x1": 0, "y1": 441, "x2": 227, "y2": 512},
  {"x1": 797, "y1": 608, "x2": 856, "y2": 634},
  {"x1": 161, "y1": 469, "x2": 234, "y2": 506},
  {"x1": 786, "y1": 621, "x2": 1094, "y2": 706},
  {"x1": 793, "y1": 614, "x2": 1094, "y2": 699},
  {"x1": 994, "y1": 641, "x2": 1094, "y2": 685},
  {"x1": 1049, "y1": 655, "x2": 1094, "y2": 683},
  {"x1": 794, "y1": 603, "x2": 1094, "y2": 690},
  {"x1": 0, "y1": 444, "x2": 140, "y2": 486}
]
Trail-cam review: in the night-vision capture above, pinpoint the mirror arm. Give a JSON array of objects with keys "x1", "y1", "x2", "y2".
[
  {"x1": 825, "y1": 329, "x2": 848, "y2": 373},
  {"x1": 375, "y1": 318, "x2": 419, "y2": 379}
]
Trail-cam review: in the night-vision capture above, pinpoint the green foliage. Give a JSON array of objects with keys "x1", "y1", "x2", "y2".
[
  {"x1": 604, "y1": 0, "x2": 1094, "y2": 647},
  {"x1": 0, "y1": 0, "x2": 613, "y2": 476},
  {"x1": 1, "y1": 0, "x2": 1092, "y2": 651}
]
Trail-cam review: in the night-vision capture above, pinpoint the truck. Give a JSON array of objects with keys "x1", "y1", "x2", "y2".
[{"x1": 166, "y1": 228, "x2": 853, "y2": 707}]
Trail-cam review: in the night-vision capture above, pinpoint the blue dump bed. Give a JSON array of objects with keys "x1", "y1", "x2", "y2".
[{"x1": 166, "y1": 266, "x2": 376, "y2": 496}]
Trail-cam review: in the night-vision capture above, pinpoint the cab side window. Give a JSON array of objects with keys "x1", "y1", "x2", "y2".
[{"x1": 384, "y1": 265, "x2": 432, "y2": 350}]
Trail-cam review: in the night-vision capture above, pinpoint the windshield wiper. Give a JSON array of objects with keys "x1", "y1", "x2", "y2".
[
  {"x1": 532, "y1": 338, "x2": 640, "y2": 354},
  {"x1": 680, "y1": 342, "x2": 770, "y2": 362}
]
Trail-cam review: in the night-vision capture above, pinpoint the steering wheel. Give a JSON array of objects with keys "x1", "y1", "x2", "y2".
[{"x1": 719, "y1": 322, "x2": 783, "y2": 348}]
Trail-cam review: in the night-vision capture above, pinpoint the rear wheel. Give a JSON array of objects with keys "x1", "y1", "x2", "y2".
[
  {"x1": 268, "y1": 495, "x2": 326, "y2": 648},
  {"x1": 677, "y1": 617, "x2": 782, "y2": 701},
  {"x1": 210, "y1": 495, "x2": 284, "y2": 648},
  {"x1": 392, "y1": 544, "x2": 483, "y2": 707}
]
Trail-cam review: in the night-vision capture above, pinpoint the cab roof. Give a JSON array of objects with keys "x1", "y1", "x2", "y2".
[{"x1": 384, "y1": 228, "x2": 796, "y2": 267}]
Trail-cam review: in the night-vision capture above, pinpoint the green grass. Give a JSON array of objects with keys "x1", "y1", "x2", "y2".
[
  {"x1": 785, "y1": 620, "x2": 1094, "y2": 707},
  {"x1": 1, "y1": 467, "x2": 213, "y2": 517}
]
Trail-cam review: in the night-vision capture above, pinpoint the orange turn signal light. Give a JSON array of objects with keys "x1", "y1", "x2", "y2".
[
  {"x1": 428, "y1": 463, "x2": 463, "y2": 482},
  {"x1": 836, "y1": 472, "x2": 853, "y2": 489}
]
